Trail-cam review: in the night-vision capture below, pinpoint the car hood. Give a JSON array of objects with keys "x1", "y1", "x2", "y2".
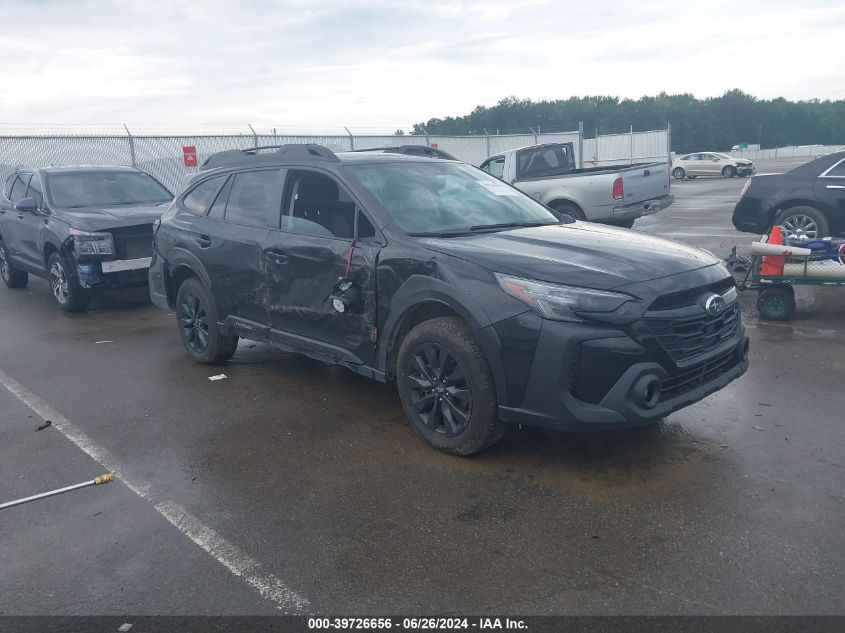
[
  {"x1": 735, "y1": 159, "x2": 753, "y2": 165},
  {"x1": 54, "y1": 202, "x2": 170, "y2": 232},
  {"x1": 422, "y1": 222, "x2": 721, "y2": 291}
]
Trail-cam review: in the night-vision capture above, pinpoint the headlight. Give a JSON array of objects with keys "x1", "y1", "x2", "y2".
[
  {"x1": 70, "y1": 229, "x2": 114, "y2": 257},
  {"x1": 495, "y1": 273, "x2": 634, "y2": 321}
]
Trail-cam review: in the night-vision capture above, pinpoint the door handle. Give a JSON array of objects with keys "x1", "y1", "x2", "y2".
[
  {"x1": 17, "y1": 213, "x2": 24, "y2": 220},
  {"x1": 194, "y1": 234, "x2": 212, "y2": 248},
  {"x1": 265, "y1": 249, "x2": 288, "y2": 265}
]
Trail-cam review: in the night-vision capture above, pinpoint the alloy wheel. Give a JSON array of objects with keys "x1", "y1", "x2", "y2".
[
  {"x1": 781, "y1": 214, "x2": 819, "y2": 239},
  {"x1": 405, "y1": 342, "x2": 472, "y2": 437},
  {"x1": 49, "y1": 261, "x2": 69, "y2": 304},
  {"x1": 180, "y1": 292, "x2": 210, "y2": 353}
]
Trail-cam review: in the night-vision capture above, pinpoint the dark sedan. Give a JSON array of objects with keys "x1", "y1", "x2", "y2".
[{"x1": 732, "y1": 151, "x2": 845, "y2": 238}]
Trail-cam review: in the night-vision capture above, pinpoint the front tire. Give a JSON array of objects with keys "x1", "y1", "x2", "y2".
[
  {"x1": 722, "y1": 165, "x2": 736, "y2": 178},
  {"x1": 175, "y1": 277, "x2": 238, "y2": 364},
  {"x1": 0, "y1": 240, "x2": 28, "y2": 288},
  {"x1": 774, "y1": 206, "x2": 830, "y2": 240},
  {"x1": 672, "y1": 167, "x2": 686, "y2": 180},
  {"x1": 48, "y1": 253, "x2": 90, "y2": 312},
  {"x1": 397, "y1": 317, "x2": 507, "y2": 455}
]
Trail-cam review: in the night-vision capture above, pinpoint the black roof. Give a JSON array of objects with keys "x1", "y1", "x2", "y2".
[
  {"x1": 199, "y1": 143, "x2": 443, "y2": 172},
  {"x1": 14, "y1": 165, "x2": 143, "y2": 175}
]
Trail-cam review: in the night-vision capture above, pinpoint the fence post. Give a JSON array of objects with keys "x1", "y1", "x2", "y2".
[
  {"x1": 629, "y1": 125, "x2": 634, "y2": 165},
  {"x1": 344, "y1": 127, "x2": 354, "y2": 151},
  {"x1": 421, "y1": 127, "x2": 430, "y2": 147},
  {"x1": 666, "y1": 121, "x2": 672, "y2": 162},
  {"x1": 247, "y1": 124, "x2": 259, "y2": 148},
  {"x1": 124, "y1": 124, "x2": 136, "y2": 168},
  {"x1": 483, "y1": 129, "x2": 491, "y2": 157},
  {"x1": 530, "y1": 128, "x2": 538, "y2": 144},
  {"x1": 578, "y1": 121, "x2": 584, "y2": 169}
]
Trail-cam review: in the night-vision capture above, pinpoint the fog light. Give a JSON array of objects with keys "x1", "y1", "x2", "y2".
[{"x1": 633, "y1": 375, "x2": 662, "y2": 409}]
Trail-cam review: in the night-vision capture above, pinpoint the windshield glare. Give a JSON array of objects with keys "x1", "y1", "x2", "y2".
[
  {"x1": 48, "y1": 171, "x2": 173, "y2": 208},
  {"x1": 347, "y1": 162, "x2": 557, "y2": 235}
]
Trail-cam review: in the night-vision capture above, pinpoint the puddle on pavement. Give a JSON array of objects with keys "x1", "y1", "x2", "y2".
[{"x1": 199, "y1": 344, "x2": 726, "y2": 504}]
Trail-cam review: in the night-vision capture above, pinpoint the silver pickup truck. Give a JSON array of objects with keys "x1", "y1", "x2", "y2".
[{"x1": 479, "y1": 143, "x2": 674, "y2": 227}]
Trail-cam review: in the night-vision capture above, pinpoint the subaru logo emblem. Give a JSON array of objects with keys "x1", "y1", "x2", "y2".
[{"x1": 704, "y1": 294, "x2": 726, "y2": 316}]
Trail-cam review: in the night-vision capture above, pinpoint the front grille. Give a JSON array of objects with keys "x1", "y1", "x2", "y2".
[
  {"x1": 645, "y1": 301, "x2": 740, "y2": 363},
  {"x1": 110, "y1": 226, "x2": 153, "y2": 260},
  {"x1": 660, "y1": 349, "x2": 738, "y2": 401}
]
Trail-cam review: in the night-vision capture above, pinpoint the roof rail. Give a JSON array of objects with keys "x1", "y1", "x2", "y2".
[{"x1": 201, "y1": 143, "x2": 340, "y2": 170}]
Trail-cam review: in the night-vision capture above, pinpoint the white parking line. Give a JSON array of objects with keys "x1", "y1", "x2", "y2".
[{"x1": 0, "y1": 367, "x2": 310, "y2": 614}]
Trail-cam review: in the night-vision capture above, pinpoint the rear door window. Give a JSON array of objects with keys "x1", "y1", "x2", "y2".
[
  {"x1": 823, "y1": 159, "x2": 845, "y2": 178},
  {"x1": 182, "y1": 175, "x2": 227, "y2": 215},
  {"x1": 9, "y1": 175, "x2": 30, "y2": 202},
  {"x1": 224, "y1": 169, "x2": 283, "y2": 227}
]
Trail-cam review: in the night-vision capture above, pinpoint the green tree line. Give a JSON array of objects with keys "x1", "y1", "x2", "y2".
[{"x1": 413, "y1": 90, "x2": 845, "y2": 153}]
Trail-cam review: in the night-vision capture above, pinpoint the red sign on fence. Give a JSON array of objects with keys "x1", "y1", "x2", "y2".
[{"x1": 182, "y1": 146, "x2": 198, "y2": 167}]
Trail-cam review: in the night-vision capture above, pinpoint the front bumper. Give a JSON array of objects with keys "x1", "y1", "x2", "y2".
[
  {"x1": 612, "y1": 194, "x2": 674, "y2": 220},
  {"x1": 75, "y1": 258, "x2": 152, "y2": 290},
  {"x1": 496, "y1": 316, "x2": 749, "y2": 432},
  {"x1": 736, "y1": 164, "x2": 755, "y2": 176}
]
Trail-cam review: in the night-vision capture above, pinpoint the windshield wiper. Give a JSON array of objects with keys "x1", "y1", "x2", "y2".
[
  {"x1": 406, "y1": 229, "x2": 475, "y2": 238},
  {"x1": 468, "y1": 221, "x2": 558, "y2": 232}
]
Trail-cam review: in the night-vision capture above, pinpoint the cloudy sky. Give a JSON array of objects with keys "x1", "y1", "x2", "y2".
[{"x1": 0, "y1": 0, "x2": 842, "y2": 131}]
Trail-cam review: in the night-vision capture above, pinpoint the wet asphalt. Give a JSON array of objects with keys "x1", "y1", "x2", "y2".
[{"x1": 0, "y1": 158, "x2": 843, "y2": 615}]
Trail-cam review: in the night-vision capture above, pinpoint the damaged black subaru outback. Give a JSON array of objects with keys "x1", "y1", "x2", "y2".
[{"x1": 149, "y1": 144, "x2": 749, "y2": 455}]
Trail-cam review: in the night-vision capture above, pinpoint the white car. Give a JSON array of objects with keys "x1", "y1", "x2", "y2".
[{"x1": 671, "y1": 152, "x2": 754, "y2": 180}]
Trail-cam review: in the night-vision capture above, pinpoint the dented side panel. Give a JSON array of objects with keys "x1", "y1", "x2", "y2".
[{"x1": 262, "y1": 229, "x2": 379, "y2": 366}]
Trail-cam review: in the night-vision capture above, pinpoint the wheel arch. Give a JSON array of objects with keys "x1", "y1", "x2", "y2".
[
  {"x1": 164, "y1": 247, "x2": 214, "y2": 305},
  {"x1": 377, "y1": 278, "x2": 509, "y2": 405},
  {"x1": 770, "y1": 198, "x2": 830, "y2": 226}
]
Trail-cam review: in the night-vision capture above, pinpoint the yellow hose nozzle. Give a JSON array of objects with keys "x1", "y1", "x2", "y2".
[{"x1": 94, "y1": 473, "x2": 115, "y2": 485}]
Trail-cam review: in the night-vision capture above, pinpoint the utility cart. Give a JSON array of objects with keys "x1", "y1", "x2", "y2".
[{"x1": 737, "y1": 243, "x2": 845, "y2": 321}]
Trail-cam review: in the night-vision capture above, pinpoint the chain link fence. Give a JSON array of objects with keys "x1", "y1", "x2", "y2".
[{"x1": 0, "y1": 125, "x2": 669, "y2": 192}]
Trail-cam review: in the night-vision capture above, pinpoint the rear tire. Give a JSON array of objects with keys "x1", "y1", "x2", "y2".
[
  {"x1": 0, "y1": 240, "x2": 28, "y2": 288},
  {"x1": 722, "y1": 165, "x2": 736, "y2": 178},
  {"x1": 672, "y1": 167, "x2": 686, "y2": 180},
  {"x1": 47, "y1": 252, "x2": 90, "y2": 312},
  {"x1": 175, "y1": 277, "x2": 238, "y2": 364},
  {"x1": 397, "y1": 316, "x2": 507, "y2": 455},
  {"x1": 757, "y1": 287, "x2": 795, "y2": 321},
  {"x1": 774, "y1": 206, "x2": 830, "y2": 240}
]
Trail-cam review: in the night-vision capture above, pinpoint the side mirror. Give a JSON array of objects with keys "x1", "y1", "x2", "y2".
[{"x1": 15, "y1": 197, "x2": 38, "y2": 213}]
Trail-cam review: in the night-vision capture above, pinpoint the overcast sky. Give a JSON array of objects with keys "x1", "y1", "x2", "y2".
[{"x1": 0, "y1": 0, "x2": 842, "y2": 131}]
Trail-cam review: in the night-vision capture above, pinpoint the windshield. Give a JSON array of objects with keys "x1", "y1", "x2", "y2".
[
  {"x1": 713, "y1": 153, "x2": 733, "y2": 160},
  {"x1": 48, "y1": 171, "x2": 173, "y2": 208},
  {"x1": 346, "y1": 162, "x2": 557, "y2": 235}
]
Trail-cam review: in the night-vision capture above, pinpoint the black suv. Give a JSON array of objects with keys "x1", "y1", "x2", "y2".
[
  {"x1": 0, "y1": 166, "x2": 172, "y2": 311},
  {"x1": 150, "y1": 144, "x2": 749, "y2": 455}
]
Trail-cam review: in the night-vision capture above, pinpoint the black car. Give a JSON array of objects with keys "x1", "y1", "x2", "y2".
[
  {"x1": 149, "y1": 144, "x2": 748, "y2": 455},
  {"x1": 354, "y1": 145, "x2": 458, "y2": 160},
  {"x1": 732, "y1": 151, "x2": 845, "y2": 239},
  {"x1": 0, "y1": 166, "x2": 172, "y2": 311}
]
